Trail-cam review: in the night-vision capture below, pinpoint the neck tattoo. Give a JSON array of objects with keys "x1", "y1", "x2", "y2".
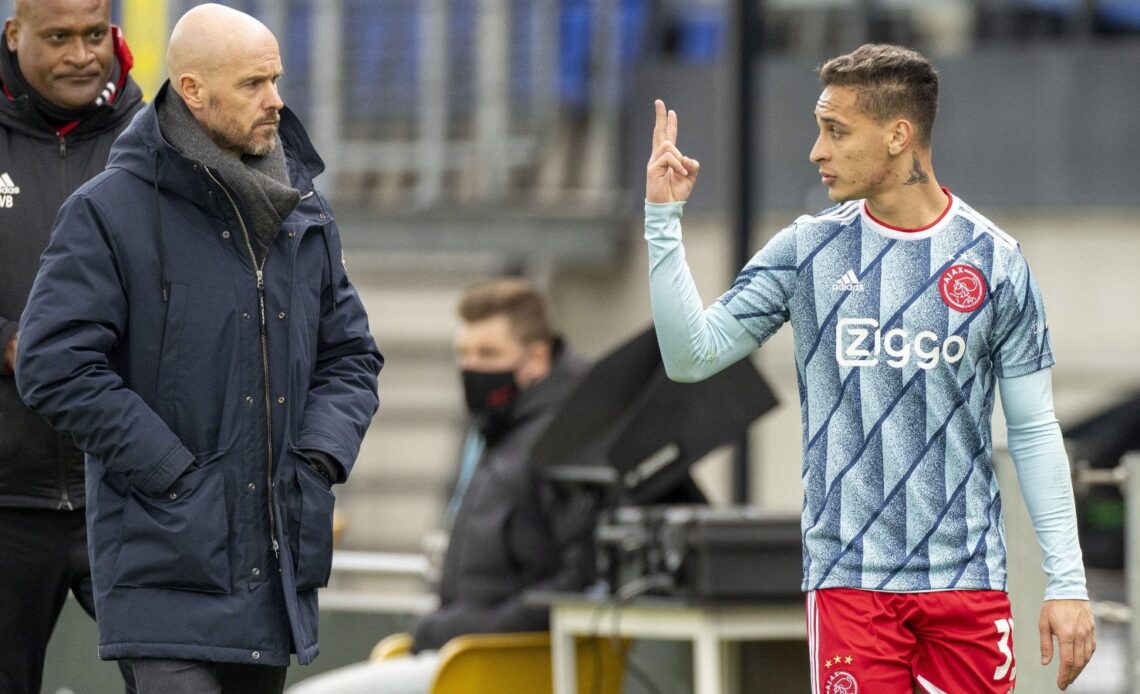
[{"x1": 904, "y1": 151, "x2": 930, "y2": 185}]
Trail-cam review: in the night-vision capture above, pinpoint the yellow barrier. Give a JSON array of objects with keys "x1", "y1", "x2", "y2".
[{"x1": 121, "y1": 0, "x2": 168, "y2": 100}]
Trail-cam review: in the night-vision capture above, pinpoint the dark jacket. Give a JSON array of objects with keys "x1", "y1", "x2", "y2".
[
  {"x1": 413, "y1": 345, "x2": 590, "y2": 651},
  {"x1": 15, "y1": 84, "x2": 382, "y2": 666},
  {"x1": 0, "y1": 34, "x2": 144, "y2": 510}
]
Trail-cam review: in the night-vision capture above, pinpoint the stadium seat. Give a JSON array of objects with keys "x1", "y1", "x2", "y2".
[
  {"x1": 1008, "y1": 0, "x2": 1081, "y2": 14},
  {"x1": 673, "y1": 4, "x2": 726, "y2": 63},
  {"x1": 370, "y1": 632, "x2": 415, "y2": 662},
  {"x1": 1097, "y1": 0, "x2": 1140, "y2": 30},
  {"x1": 343, "y1": 0, "x2": 419, "y2": 128},
  {"x1": 371, "y1": 631, "x2": 626, "y2": 694}
]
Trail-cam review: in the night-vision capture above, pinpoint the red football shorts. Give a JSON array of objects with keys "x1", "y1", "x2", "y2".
[{"x1": 807, "y1": 588, "x2": 1016, "y2": 693}]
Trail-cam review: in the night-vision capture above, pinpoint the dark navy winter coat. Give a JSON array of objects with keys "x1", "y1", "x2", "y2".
[{"x1": 15, "y1": 86, "x2": 382, "y2": 667}]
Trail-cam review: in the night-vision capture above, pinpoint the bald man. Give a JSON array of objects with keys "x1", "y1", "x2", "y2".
[
  {"x1": 15, "y1": 4, "x2": 382, "y2": 693},
  {"x1": 0, "y1": 1, "x2": 142, "y2": 692}
]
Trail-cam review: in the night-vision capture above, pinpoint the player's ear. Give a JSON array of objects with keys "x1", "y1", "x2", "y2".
[{"x1": 886, "y1": 119, "x2": 913, "y2": 157}]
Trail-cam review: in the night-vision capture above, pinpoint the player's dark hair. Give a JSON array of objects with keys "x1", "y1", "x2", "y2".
[
  {"x1": 457, "y1": 278, "x2": 554, "y2": 346},
  {"x1": 819, "y1": 44, "x2": 939, "y2": 148}
]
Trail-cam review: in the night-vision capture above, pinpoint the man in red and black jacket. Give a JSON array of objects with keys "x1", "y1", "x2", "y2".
[{"x1": 0, "y1": 1, "x2": 142, "y2": 692}]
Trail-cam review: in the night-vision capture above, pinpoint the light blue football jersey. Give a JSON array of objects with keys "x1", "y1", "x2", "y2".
[{"x1": 719, "y1": 192, "x2": 1053, "y2": 593}]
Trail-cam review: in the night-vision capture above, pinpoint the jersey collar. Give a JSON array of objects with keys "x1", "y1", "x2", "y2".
[{"x1": 861, "y1": 188, "x2": 957, "y2": 241}]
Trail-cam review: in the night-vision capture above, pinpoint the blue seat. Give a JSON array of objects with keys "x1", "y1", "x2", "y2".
[
  {"x1": 344, "y1": 0, "x2": 420, "y2": 126},
  {"x1": 1008, "y1": 0, "x2": 1081, "y2": 14},
  {"x1": 619, "y1": 0, "x2": 650, "y2": 66},
  {"x1": 673, "y1": 4, "x2": 726, "y2": 63},
  {"x1": 281, "y1": 0, "x2": 314, "y2": 120},
  {"x1": 1097, "y1": 0, "x2": 1140, "y2": 29},
  {"x1": 560, "y1": 0, "x2": 649, "y2": 110},
  {"x1": 560, "y1": 0, "x2": 591, "y2": 111}
]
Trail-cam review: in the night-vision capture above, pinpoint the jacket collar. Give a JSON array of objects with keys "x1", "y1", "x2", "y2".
[
  {"x1": 500, "y1": 339, "x2": 585, "y2": 430},
  {"x1": 106, "y1": 81, "x2": 324, "y2": 205}
]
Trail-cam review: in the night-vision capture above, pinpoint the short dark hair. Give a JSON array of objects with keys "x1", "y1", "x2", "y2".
[
  {"x1": 818, "y1": 44, "x2": 939, "y2": 147},
  {"x1": 457, "y1": 278, "x2": 554, "y2": 346}
]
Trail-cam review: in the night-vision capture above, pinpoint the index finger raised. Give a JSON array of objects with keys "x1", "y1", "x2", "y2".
[{"x1": 653, "y1": 99, "x2": 667, "y2": 149}]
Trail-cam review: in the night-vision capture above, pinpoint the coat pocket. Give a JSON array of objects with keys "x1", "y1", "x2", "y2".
[
  {"x1": 292, "y1": 452, "x2": 336, "y2": 591},
  {"x1": 114, "y1": 452, "x2": 231, "y2": 593}
]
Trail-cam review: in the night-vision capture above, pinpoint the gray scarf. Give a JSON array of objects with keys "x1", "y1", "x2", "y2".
[{"x1": 157, "y1": 91, "x2": 300, "y2": 253}]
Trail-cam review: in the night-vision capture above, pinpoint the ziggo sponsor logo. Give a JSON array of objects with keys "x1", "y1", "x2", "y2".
[{"x1": 836, "y1": 318, "x2": 965, "y2": 370}]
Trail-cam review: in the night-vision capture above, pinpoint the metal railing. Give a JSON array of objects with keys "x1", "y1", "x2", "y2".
[
  {"x1": 170, "y1": 0, "x2": 631, "y2": 209},
  {"x1": 323, "y1": 549, "x2": 438, "y2": 613},
  {"x1": 1072, "y1": 452, "x2": 1140, "y2": 688}
]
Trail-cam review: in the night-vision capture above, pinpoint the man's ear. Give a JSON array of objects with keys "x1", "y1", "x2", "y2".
[
  {"x1": 886, "y1": 118, "x2": 915, "y2": 157},
  {"x1": 177, "y1": 73, "x2": 206, "y2": 111},
  {"x1": 4, "y1": 19, "x2": 20, "y2": 53},
  {"x1": 518, "y1": 340, "x2": 552, "y2": 388}
]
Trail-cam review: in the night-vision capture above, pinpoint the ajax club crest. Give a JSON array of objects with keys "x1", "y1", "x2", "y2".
[
  {"x1": 938, "y1": 264, "x2": 986, "y2": 313},
  {"x1": 826, "y1": 670, "x2": 858, "y2": 694},
  {"x1": 824, "y1": 654, "x2": 858, "y2": 694}
]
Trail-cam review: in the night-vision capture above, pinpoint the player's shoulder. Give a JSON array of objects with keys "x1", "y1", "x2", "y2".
[
  {"x1": 784, "y1": 201, "x2": 863, "y2": 245},
  {"x1": 954, "y1": 197, "x2": 1019, "y2": 253},
  {"x1": 793, "y1": 200, "x2": 862, "y2": 230}
]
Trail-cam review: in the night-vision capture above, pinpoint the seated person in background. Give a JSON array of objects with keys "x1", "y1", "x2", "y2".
[{"x1": 289, "y1": 278, "x2": 592, "y2": 694}]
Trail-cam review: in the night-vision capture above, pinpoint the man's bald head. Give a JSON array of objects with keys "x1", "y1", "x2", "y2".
[
  {"x1": 11, "y1": 0, "x2": 34, "y2": 20},
  {"x1": 166, "y1": 3, "x2": 276, "y2": 85},
  {"x1": 165, "y1": 4, "x2": 284, "y2": 158}
]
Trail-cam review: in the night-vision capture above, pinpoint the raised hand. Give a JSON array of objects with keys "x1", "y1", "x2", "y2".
[{"x1": 646, "y1": 99, "x2": 700, "y2": 204}]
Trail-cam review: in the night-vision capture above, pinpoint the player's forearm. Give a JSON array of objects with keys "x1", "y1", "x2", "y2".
[
  {"x1": 645, "y1": 201, "x2": 757, "y2": 382},
  {"x1": 1000, "y1": 370, "x2": 1088, "y2": 601}
]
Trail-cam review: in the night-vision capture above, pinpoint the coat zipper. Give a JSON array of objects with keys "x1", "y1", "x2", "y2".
[
  {"x1": 204, "y1": 168, "x2": 280, "y2": 560},
  {"x1": 56, "y1": 134, "x2": 74, "y2": 510},
  {"x1": 56, "y1": 437, "x2": 73, "y2": 511}
]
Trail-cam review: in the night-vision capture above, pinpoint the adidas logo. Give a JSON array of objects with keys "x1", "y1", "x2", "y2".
[
  {"x1": 0, "y1": 172, "x2": 19, "y2": 195},
  {"x1": 833, "y1": 269, "x2": 864, "y2": 292}
]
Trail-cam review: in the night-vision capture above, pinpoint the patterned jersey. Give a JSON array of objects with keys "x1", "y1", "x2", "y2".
[{"x1": 719, "y1": 192, "x2": 1053, "y2": 593}]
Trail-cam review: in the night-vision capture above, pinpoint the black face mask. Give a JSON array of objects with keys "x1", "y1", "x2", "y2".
[
  {"x1": 461, "y1": 369, "x2": 519, "y2": 417},
  {"x1": 462, "y1": 369, "x2": 519, "y2": 441}
]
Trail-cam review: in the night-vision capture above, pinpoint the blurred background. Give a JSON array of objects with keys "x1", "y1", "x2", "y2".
[{"x1": 39, "y1": 0, "x2": 1140, "y2": 691}]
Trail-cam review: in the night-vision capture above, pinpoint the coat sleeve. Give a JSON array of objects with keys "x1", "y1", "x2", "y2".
[
  {"x1": 16, "y1": 193, "x2": 195, "y2": 497},
  {"x1": 295, "y1": 221, "x2": 382, "y2": 483}
]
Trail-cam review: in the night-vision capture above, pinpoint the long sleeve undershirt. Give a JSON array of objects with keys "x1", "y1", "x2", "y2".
[
  {"x1": 645, "y1": 200, "x2": 1087, "y2": 600},
  {"x1": 999, "y1": 371, "x2": 1088, "y2": 600}
]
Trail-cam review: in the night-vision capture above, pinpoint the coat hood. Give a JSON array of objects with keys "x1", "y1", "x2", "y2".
[{"x1": 513, "y1": 340, "x2": 585, "y2": 422}]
